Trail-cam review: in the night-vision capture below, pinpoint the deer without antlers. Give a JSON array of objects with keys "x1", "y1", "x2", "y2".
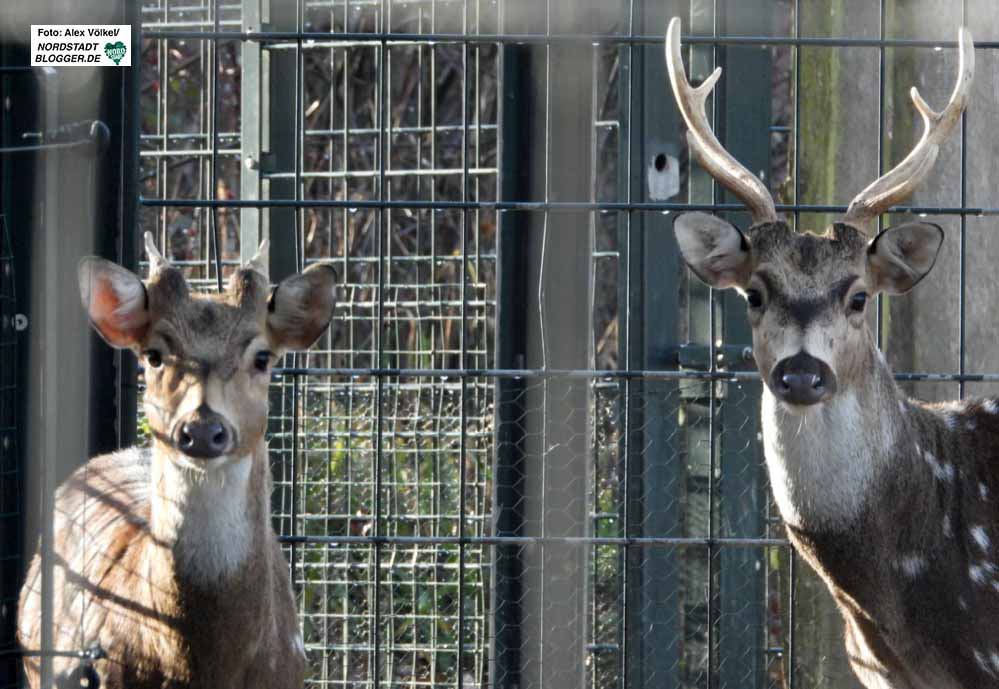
[
  {"x1": 667, "y1": 17, "x2": 993, "y2": 689},
  {"x1": 17, "y1": 235, "x2": 337, "y2": 688}
]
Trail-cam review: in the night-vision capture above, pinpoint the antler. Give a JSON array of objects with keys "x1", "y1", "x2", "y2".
[
  {"x1": 144, "y1": 231, "x2": 171, "y2": 276},
  {"x1": 843, "y1": 28, "x2": 974, "y2": 233},
  {"x1": 665, "y1": 17, "x2": 778, "y2": 225},
  {"x1": 244, "y1": 239, "x2": 270, "y2": 282}
]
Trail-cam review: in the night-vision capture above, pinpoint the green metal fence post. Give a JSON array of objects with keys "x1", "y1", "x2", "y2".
[
  {"x1": 621, "y1": 1, "x2": 685, "y2": 687},
  {"x1": 714, "y1": 0, "x2": 771, "y2": 685}
]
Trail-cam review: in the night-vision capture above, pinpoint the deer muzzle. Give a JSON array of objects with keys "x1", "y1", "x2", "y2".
[
  {"x1": 770, "y1": 351, "x2": 837, "y2": 407},
  {"x1": 173, "y1": 406, "x2": 234, "y2": 460}
]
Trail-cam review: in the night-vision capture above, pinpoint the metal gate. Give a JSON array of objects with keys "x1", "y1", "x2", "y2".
[{"x1": 4, "y1": 0, "x2": 996, "y2": 687}]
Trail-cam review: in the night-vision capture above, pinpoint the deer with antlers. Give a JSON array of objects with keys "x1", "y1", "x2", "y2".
[
  {"x1": 17, "y1": 235, "x2": 336, "y2": 688},
  {"x1": 666, "y1": 17, "x2": 994, "y2": 689}
]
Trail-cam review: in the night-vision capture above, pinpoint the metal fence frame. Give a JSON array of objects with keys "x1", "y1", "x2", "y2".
[
  {"x1": 2, "y1": 0, "x2": 992, "y2": 687},
  {"x1": 135, "y1": 1, "x2": 984, "y2": 689}
]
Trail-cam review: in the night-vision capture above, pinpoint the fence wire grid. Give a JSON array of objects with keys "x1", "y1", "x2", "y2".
[{"x1": 129, "y1": 0, "x2": 995, "y2": 688}]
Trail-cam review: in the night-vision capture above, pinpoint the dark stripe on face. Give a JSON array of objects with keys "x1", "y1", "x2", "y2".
[
  {"x1": 786, "y1": 296, "x2": 828, "y2": 329},
  {"x1": 756, "y1": 272, "x2": 860, "y2": 329}
]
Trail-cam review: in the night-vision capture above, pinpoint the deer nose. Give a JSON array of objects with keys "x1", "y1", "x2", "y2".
[
  {"x1": 175, "y1": 419, "x2": 230, "y2": 459},
  {"x1": 770, "y1": 351, "x2": 837, "y2": 406}
]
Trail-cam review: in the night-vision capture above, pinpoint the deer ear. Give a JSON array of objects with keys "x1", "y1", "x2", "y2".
[
  {"x1": 267, "y1": 263, "x2": 338, "y2": 351},
  {"x1": 674, "y1": 212, "x2": 753, "y2": 289},
  {"x1": 867, "y1": 222, "x2": 944, "y2": 295},
  {"x1": 78, "y1": 257, "x2": 150, "y2": 349}
]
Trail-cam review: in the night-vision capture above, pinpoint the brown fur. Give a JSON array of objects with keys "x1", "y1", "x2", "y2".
[
  {"x1": 18, "y1": 258, "x2": 335, "y2": 688},
  {"x1": 677, "y1": 212, "x2": 994, "y2": 688},
  {"x1": 785, "y1": 394, "x2": 999, "y2": 689}
]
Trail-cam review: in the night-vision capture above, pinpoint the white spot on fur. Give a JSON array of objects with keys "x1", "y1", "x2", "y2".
[
  {"x1": 973, "y1": 526, "x2": 991, "y2": 552},
  {"x1": 922, "y1": 448, "x2": 954, "y2": 482},
  {"x1": 967, "y1": 420, "x2": 978, "y2": 431},
  {"x1": 984, "y1": 399, "x2": 999, "y2": 415},
  {"x1": 897, "y1": 554, "x2": 926, "y2": 578},
  {"x1": 981, "y1": 483, "x2": 990, "y2": 500},
  {"x1": 959, "y1": 595, "x2": 970, "y2": 611},
  {"x1": 970, "y1": 564, "x2": 988, "y2": 585},
  {"x1": 943, "y1": 515, "x2": 953, "y2": 538},
  {"x1": 292, "y1": 632, "x2": 306, "y2": 658},
  {"x1": 976, "y1": 649, "x2": 995, "y2": 676}
]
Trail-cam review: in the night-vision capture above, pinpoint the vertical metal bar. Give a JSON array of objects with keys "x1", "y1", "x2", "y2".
[
  {"x1": 958, "y1": 0, "x2": 968, "y2": 399},
  {"x1": 35, "y1": 65, "x2": 61, "y2": 689},
  {"x1": 619, "y1": 0, "x2": 635, "y2": 681},
  {"x1": 707, "y1": 4, "x2": 718, "y2": 682},
  {"x1": 621, "y1": 2, "x2": 682, "y2": 687},
  {"x1": 789, "y1": 4, "x2": 801, "y2": 686},
  {"x1": 457, "y1": 0, "x2": 470, "y2": 683},
  {"x1": 374, "y1": 1, "x2": 387, "y2": 687},
  {"x1": 289, "y1": 0, "x2": 305, "y2": 666},
  {"x1": 876, "y1": 0, "x2": 886, "y2": 350},
  {"x1": 209, "y1": 0, "x2": 223, "y2": 292},
  {"x1": 240, "y1": 0, "x2": 262, "y2": 261},
  {"x1": 792, "y1": 1, "x2": 800, "y2": 235},
  {"x1": 118, "y1": 15, "x2": 142, "y2": 451},
  {"x1": 493, "y1": 17, "x2": 530, "y2": 689},
  {"x1": 787, "y1": 540, "x2": 796, "y2": 689},
  {"x1": 715, "y1": 3, "x2": 769, "y2": 687}
]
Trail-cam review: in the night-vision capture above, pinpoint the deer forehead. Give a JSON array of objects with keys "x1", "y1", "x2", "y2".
[
  {"x1": 747, "y1": 223, "x2": 870, "y2": 291},
  {"x1": 152, "y1": 295, "x2": 267, "y2": 365}
]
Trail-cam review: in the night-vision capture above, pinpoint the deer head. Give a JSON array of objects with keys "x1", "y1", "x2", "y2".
[
  {"x1": 78, "y1": 232, "x2": 337, "y2": 467},
  {"x1": 667, "y1": 18, "x2": 972, "y2": 407}
]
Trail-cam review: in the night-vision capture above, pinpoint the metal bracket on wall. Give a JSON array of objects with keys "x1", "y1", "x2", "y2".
[{"x1": 0, "y1": 119, "x2": 109, "y2": 155}]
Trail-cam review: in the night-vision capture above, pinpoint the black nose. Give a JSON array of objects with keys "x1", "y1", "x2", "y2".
[
  {"x1": 175, "y1": 419, "x2": 229, "y2": 459},
  {"x1": 770, "y1": 351, "x2": 837, "y2": 406}
]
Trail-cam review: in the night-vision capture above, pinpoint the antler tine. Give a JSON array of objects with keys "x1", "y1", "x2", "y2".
[
  {"x1": 843, "y1": 27, "x2": 974, "y2": 233},
  {"x1": 244, "y1": 238, "x2": 270, "y2": 282},
  {"x1": 665, "y1": 17, "x2": 778, "y2": 225},
  {"x1": 144, "y1": 231, "x2": 171, "y2": 276}
]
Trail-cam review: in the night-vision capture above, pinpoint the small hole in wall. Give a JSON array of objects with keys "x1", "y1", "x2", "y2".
[{"x1": 654, "y1": 153, "x2": 668, "y2": 172}]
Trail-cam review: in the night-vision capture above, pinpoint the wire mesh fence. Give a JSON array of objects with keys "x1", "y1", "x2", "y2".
[{"x1": 124, "y1": 0, "x2": 997, "y2": 688}]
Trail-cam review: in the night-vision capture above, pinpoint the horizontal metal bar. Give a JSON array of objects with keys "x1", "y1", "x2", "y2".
[
  {"x1": 0, "y1": 140, "x2": 95, "y2": 154},
  {"x1": 141, "y1": 29, "x2": 996, "y2": 50},
  {"x1": 261, "y1": 166, "x2": 497, "y2": 180},
  {"x1": 2, "y1": 645, "x2": 104, "y2": 660},
  {"x1": 140, "y1": 148, "x2": 240, "y2": 158},
  {"x1": 139, "y1": 196, "x2": 999, "y2": 216},
  {"x1": 138, "y1": 122, "x2": 500, "y2": 142},
  {"x1": 270, "y1": 365, "x2": 999, "y2": 384},
  {"x1": 278, "y1": 534, "x2": 791, "y2": 548}
]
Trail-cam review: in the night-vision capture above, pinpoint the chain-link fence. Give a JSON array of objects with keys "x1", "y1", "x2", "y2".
[
  {"x1": 138, "y1": 3, "x2": 792, "y2": 687},
  {"x1": 7, "y1": 0, "x2": 999, "y2": 687}
]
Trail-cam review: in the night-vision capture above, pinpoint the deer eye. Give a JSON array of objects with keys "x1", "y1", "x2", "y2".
[
  {"x1": 144, "y1": 349, "x2": 163, "y2": 369},
  {"x1": 745, "y1": 289, "x2": 764, "y2": 309},
  {"x1": 850, "y1": 292, "x2": 868, "y2": 312},
  {"x1": 254, "y1": 350, "x2": 272, "y2": 373}
]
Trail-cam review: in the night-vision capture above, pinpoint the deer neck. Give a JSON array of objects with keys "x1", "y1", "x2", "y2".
[
  {"x1": 149, "y1": 441, "x2": 270, "y2": 585},
  {"x1": 761, "y1": 344, "x2": 907, "y2": 532}
]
